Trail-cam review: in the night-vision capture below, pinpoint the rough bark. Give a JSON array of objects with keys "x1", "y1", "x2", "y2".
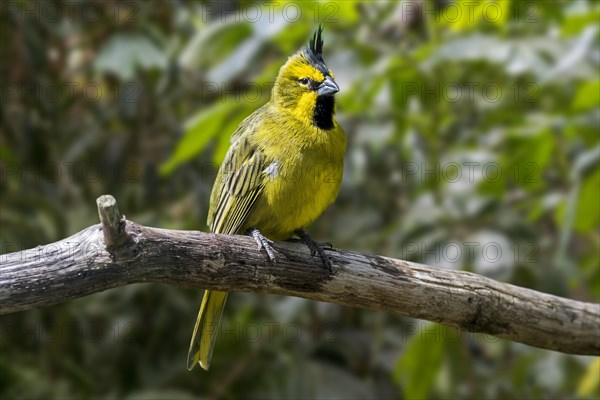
[{"x1": 0, "y1": 195, "x2": 598, "y2": 356}]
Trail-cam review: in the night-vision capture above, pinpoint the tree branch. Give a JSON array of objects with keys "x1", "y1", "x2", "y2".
[{"x1": 1, "y1": 195, "x2": 598, "y2": 356}]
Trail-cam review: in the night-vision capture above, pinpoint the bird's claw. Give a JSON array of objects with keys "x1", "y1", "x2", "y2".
[
  {"x1": 295, "y1": 230, "x2": 333, "y2": 272},
  {"x1": 249, "y1": 228, "x2": 277, "y2": 267}
]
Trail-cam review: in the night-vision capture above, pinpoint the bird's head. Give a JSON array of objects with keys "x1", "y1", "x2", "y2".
[{"x1": 273, "y1": 26, "x2": 339, "y2": 130}]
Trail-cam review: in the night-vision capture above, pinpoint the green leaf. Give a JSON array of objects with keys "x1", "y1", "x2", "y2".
[
  {"x1": 577, "y1": 358, "x2": 600, "y2": 397},
  {"x1": 179, "y1": 22, "x2": 253, "y2": 70},
  {"x1": 562, "y1": 9, "x2": 600, "y2": 37},
  {"x1": 159, "y1": 101, "x2": 240, "y2": 176},
  {"x1": 504, "y1": 128, "x2": 554, "y2": 190},
  {"x1": 441, "y1": 0, "x2": 512, "y2": 32},
  {"x1": 394, "y1": 323, "x2": 446, "y2": 399},
  {"x1": 572, "y1": 79, "x2": 600, "y2": 111},
  {"x1": 574, "y1": 168, "x2": 600, "y2": 233},
  {"x1": 336, "y1": 1, "x2": 360, "y2": 24}
]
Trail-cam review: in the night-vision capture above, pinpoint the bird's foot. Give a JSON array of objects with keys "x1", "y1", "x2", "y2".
[
  {"x1": 248, "y1": 228, "x2": 276, "y2": 268},
  {"x1": 295, "y1": 229, "x2": 333, "y2": 272}
]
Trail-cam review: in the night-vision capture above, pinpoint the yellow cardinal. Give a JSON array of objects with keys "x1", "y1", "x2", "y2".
[{"x1": 187, "y1": 27, "x2": 346, "y2": 371}]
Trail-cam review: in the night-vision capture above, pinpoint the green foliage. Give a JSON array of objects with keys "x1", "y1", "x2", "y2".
[
  {"x1": 573, "y1": 79, "x2": 600, "y2": 111},
  {"x1": 578, "y1": 357, "x2": 600, "y2": 397},
  {"x1": 160, "y1": 101, "x2": 247, "y2": 175},
  {"x1": 394, "y1": 324, "x2": 446, "y2": 399}
]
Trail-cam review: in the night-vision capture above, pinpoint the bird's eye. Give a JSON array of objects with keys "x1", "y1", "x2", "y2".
[{"x1": 299, "y1": 78, "x2": 309, "y2": 85}]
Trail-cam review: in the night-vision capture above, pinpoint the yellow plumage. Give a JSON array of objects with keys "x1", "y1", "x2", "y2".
[{"x1": 187, "y1": 27, "x2": 346, "y2": 371}]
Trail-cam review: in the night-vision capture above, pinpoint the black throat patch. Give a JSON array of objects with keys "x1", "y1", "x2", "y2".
[{"x1": 313, "y1": 95, "x2": 335, "y2": 130}]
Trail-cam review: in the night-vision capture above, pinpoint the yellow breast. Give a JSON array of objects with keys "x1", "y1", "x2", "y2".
[{"x1": 243, "y1": 120, "x2": 346, "y2": 240}]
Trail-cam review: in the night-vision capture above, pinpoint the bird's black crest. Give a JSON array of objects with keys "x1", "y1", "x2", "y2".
[
  {"x1": 302, "y1": 25, "x2": 329, "y2": 76},
  {"x1": 310, "y1": 25, "x2": 324, "y2": 59}
]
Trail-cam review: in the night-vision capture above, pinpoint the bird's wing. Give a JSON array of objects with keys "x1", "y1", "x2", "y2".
[{"x1": 208, "y1": 115, "x2": 266, "y2": 235}]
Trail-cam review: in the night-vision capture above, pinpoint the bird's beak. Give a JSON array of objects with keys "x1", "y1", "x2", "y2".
[{"x1": 316, "y1": 76, "x2": 339, "y2": 96}]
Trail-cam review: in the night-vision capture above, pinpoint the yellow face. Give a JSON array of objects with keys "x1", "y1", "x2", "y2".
[
  {"x1": 287, "y1": 61, "x2": 326, "y2": 83},
  {"x1": 273, "y1": 53, "x2": 338, "y2": 129}
]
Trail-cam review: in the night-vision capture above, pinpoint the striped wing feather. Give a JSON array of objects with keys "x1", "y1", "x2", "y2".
[{"x1": 209, "y1": 130, "x2": 265, "y2": 235}]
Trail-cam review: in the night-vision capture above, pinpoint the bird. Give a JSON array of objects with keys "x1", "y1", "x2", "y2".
[{"x1": 187, "y1": 26, "x2": 346, "y2": 371}]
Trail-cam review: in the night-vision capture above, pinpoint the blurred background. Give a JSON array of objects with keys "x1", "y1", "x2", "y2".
[{"x1": 1, "y1": 0, "x2": 599, "y2": 398}]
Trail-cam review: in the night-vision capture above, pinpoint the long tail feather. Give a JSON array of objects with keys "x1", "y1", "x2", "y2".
[{"x1": 187, "y1": 290, "x2": 229, "y2": 370}]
